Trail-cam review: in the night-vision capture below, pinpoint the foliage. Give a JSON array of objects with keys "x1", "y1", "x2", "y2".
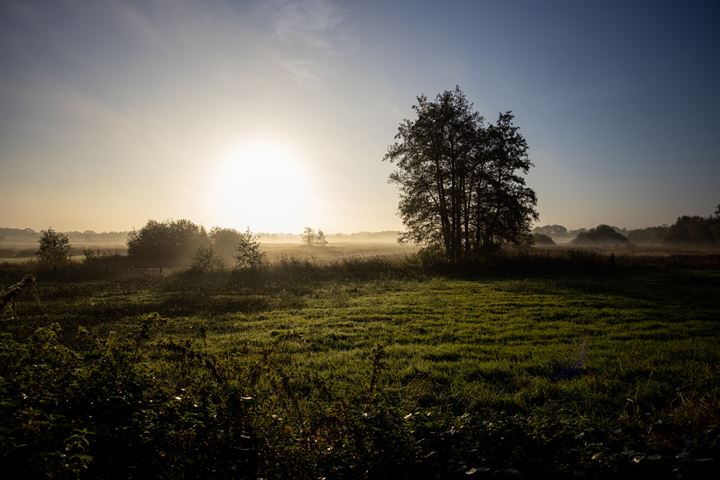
[
  {"x1": 127, "y1": 219, "x2": 209, "y2": 267},
  {"x1": 36, "y1": 228, "x2": 71, "y2": 267},
  {"x1": 626, "y1": 212, "x2": 720, "y2": 245},
  {"x1": 1, "y1": 262, "x2": 718, "y2": 478},
  {"x1": 666, "y1": 215, "x2": 719, "y2": 244},
  {"x1": 300, "y1": 227, "x2": 329, "y2": 247},
  {"x1": 384, "y1": 87, "x2": 538, "y2": 261},
  {"x1": 572, "y1": 224, "x2": 631, "y2": 245},
  {"x1": 189, "y1": 246, "x2": 224, "y2": 273},
  {"x1": 532, "y1": 233, "x2": 555, "y2": 245},
  {"x1": 234, "y1": 228, "x2": 265, "y2": 271},
  {"x1": 301, "y1": 227, "x2": 316, "y2": 246},
  {"x1": 0, "y1": 316, "x2": 257, "y2": 478},
  {"x1": 209, "y1": 227, "x2": 242, "y2": 264},
  {"x1": 626, "y1": 225, "x2": 670, "y2": 244}
]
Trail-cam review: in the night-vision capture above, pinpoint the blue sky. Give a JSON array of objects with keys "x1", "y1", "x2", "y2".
[{"x1": 1, "y1": 0, "x2": 718, "y2": 232}]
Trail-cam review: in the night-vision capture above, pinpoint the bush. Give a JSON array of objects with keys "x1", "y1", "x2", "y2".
[
  {"x1": 532, "y1": 233, "x2": 555, "y2": 245},
  {"x1": 189, "y1": 246, "x2": 224, "y2": 273},
  {"x1": 36, "y1": 228, "x2": 71, "y2": 267},
  {"x1": 571, "y1": 225, "x2": 631, "y2": 245},
  {"x1": 127, "y1": 219, "x2": 209, "y2": 268}
]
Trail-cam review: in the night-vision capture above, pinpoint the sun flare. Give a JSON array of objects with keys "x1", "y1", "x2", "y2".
[{"x1": 213, "y1": 142, "x2": 312, "y2": 232}]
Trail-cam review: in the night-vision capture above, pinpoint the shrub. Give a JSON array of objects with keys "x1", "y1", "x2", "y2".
[
  {"x1": 36, "y1": 228, "x2": 71, "y2": 267},
  {"x1": 127, "y1": 219, "x2": 209, "y2": 268},
  {"x1": 189, "y1": 246, "x2": 224, "y2": 273},
  {"x1": 532, "y1": 233, "x2": 555, "y2": 245},
  {"x1": 571, "y1": 225, "x2": 630, "y2": 245}
]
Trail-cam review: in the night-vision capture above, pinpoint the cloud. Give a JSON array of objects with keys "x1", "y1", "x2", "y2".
[
  {"x1": 271, "y1": 0, "x2": 346, "y2": 49},
  {"x1": 278, "y1": 59, "x2": 322, "y2": 85},
  {"x1": 266, "y1": 1, "x2": 350, "y2": 85}
]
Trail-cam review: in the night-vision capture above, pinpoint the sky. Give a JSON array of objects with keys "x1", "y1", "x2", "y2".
[{"x1": 1, "y1": 0, "x2": 719, "y2": 233}]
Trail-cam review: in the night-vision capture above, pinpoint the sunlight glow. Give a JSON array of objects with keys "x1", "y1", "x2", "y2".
[{"x1": 213, "y1": 141, "x2": 312, "y2": 232}]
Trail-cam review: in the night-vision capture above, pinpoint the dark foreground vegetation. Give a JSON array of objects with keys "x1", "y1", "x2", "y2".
[{"x1": 1, "y1": 250, "x2": 719, "y2": 479}]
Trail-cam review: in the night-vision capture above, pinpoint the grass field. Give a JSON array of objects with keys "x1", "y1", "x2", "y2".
[{"x1": 1, "y1": 250, "x2": 719, "y2": 478}]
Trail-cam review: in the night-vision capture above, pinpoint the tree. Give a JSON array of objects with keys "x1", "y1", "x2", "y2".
[
  {"x1": 384, "y1": 87, "x2": 538, "y2": 261},
  {"x1": 127, "y1": 219, "x2": 209, "y2": 268},
  {"x1": 190, "y1": 246, "x2": 225, "y2": 273},
  {"x1": 36, "y1": 228, "x2": 71, "y2": 267},
  {"x1": 234, "y1": 228, "x2": 265, "y2": 271},
  {"x1": 571, "y1": 225, "x2": 630, "y2": 245},
  {"x1": 316, "y1": 229, "x2": 328, "y2": 246},
  {"x1": 301, "y1": 227, "x2": 316, "y2": 246},
  {"x1": 712, "y1": 204, "x2": 720, "y2": 242},
  {"x1": 209, "y1": 227, "x2": 242, "y2": 264}
]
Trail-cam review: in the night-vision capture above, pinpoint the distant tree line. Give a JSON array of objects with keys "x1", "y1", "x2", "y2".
[
  {"x1": 1, "y1": 226, "x2": 405, "y2": 247},
  {"x1": 0, "y1": 227, "x2": 128, "y2": 244},
  {"x1": 533, "y1": 203, "x2": 720, "y2": 245}
]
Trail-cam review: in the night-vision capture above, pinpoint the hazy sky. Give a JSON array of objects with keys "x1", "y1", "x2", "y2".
[{"x1": 1, "y1": 0, "x2": 719, "y2": 232}]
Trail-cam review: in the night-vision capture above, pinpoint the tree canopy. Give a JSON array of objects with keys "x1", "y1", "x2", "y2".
[
  {"x1": 571, "y1": 225, "x2": 630, "y2": 245},
  {"x1": 127, "y1": 219, "x2": 209, "y2": 267},
  {"x1": 209, "y1": 227, "x2": 243, "y2": 264},
  {"x1": 384, "y1": 87, "x2": 538, "y2": 261}
]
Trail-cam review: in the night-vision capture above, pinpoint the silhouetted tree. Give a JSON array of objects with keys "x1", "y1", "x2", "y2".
[
  {"x1": 712, "y1": 204, "x2": 720, "y2": 242},
  {"x1": 234, "y1": 228, "x2": 265, "y2": 271},
  {"x1": 571, "y1": 225, "x2": 630, "y2": 245},
  {"x1": 666, "y1": 215, "x2": 717, "y2": 244},
  {"x1": 209, "y1": 227, "x2": 242, "y2": 263},
  {"x1": 127, "y1": 219, "x2": 209, "y2": 268},
  {"x1": 36, "y1": 228, "x2": 71, "y2": 267},
  {"x1": 301, "y1": 227, "x2": 316, "y2": 246},
  {"x1": 316, "y1": 229, "x2": 328, "y2": 246},
  {"x1": 627, "y1": 225, "x2": 669, "y2": 244},
  {"x1": 384, "y1": 87, "x2": 538, "y2": 261}
]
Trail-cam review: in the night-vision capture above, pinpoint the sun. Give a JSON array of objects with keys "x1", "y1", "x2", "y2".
[{"x1": 213, "y1": 142, "x2": 312, "y2": 232}]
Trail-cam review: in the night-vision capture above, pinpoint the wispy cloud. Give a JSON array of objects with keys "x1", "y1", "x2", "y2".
[
  {"x1": 278, "y1": 59, "x2": 322, "y2": 85},
  {"x1": 271, "y1": 0, "x2": 345, "y2": 49},
  {"x1": 268, "y1": 0, "x2": 350, "y2": 84}
]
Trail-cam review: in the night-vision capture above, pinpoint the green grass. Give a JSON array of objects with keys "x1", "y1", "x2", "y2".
[{"x1": 1, "y1": 261, "x2": 719, "y2": 478}]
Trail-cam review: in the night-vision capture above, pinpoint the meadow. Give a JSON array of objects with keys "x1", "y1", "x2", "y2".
[{"x1": 1, "y1": 246, "x2": 719, "y2": 479}]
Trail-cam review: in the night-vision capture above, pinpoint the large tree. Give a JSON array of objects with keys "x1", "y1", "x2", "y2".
[{"x1": 384, "y1": 87, "x2": 538, "y2": 261}]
